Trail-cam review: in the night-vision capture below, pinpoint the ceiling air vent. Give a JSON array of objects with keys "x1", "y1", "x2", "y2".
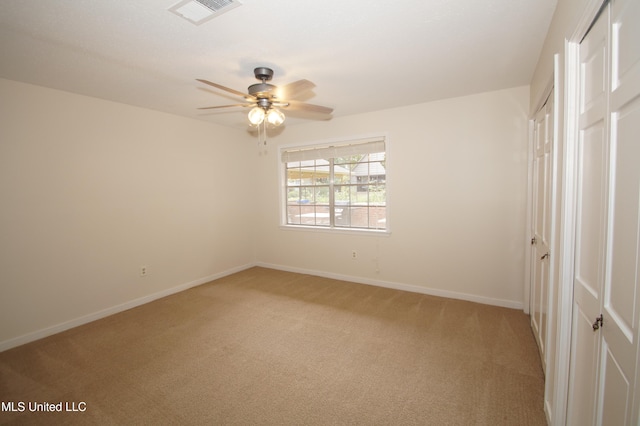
[{"x1": 169, "y1": 0, "x2": 242, "y2": 25}]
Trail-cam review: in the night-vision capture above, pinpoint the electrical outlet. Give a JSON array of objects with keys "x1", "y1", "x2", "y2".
[
  {"x1": 140, "y1": 266, "x2": 147, "y2": 277},
  {"x1": 351, "y1": 250, "x2": 357, "y2": 260}
]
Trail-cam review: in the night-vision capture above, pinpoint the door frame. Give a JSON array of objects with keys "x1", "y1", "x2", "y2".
[{"x1": 551, "y1": 0, "x2": 609, "y2": 425}]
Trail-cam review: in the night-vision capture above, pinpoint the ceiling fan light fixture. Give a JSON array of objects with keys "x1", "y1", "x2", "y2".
[
  {"x1": 266, "y1": 108, "x2": 285, "y2": 126},
  {"x1": 196, "y1": 66, "x2": 332, "y2": 133},
  {"x1": 248, "y1": 106, "x2": 265, "y2": 125}
]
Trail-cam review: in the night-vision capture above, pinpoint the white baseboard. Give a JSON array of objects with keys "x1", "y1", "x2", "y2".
[
  {"x1": 255, "y1": 262, "x2": 524, "y2": 310},
  {"x1": 1, "y1": 262, "x2": 523, "y2": 352},
  {"x1": 0, "y1": 263, "x2": 254, "y2": 352}
]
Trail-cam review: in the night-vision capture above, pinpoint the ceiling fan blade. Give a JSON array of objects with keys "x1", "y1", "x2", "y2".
[
  {"x1": 275, "y1": 79, "x2": 315, "y2": 100},
  {"x1": 196, "y1": 79, "x2": 254, "y2": 100},
  {"x1": 284, "y1": 100, "x2": 333, "y2": 115},
  {"x1": 198, "y1": 103, "x2": 255, "y2": 110}
]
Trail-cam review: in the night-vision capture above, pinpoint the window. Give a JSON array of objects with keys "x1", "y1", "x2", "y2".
[{"x1": 281, "y1": 136, "x2": 387, "y2": 232}]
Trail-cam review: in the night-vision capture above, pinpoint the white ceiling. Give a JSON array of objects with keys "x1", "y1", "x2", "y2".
[{"x1": 0, "y1": 0, "x2": 556, "y2": 130}]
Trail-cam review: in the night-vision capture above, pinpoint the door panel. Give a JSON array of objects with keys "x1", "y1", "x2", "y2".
[
  {"x1": 611, "y1": 0, "x2": 640, "y2": 93},
  {"x1": 574, "y1": 125, "x2": 607, "y2": 298},
  {"x1": 607, "y1": 100, "x2": 639, "y2": 337},
  {"x1": 600, "y1": 341, "x2": 629, "y2": 426},
  {"x1": 569, "y1": 305, "x2": 600, "y2": 426}
]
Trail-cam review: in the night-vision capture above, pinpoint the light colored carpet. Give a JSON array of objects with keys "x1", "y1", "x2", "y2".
[{"x1": 0, "y1": 267, "x2": 546, "y2": 425}]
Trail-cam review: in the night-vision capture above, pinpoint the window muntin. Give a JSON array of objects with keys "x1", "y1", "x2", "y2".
[{"x1": 282, "y1": 138, "x2": 387, "y2": 231}]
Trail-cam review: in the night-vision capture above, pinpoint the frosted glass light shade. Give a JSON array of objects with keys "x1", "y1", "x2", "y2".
[
  {"x1": 266, "y1": 108, "x2": 285, "y2": 126},
  {"x1": 248, "y1": 107, "x2": 265, "y2": 125}
]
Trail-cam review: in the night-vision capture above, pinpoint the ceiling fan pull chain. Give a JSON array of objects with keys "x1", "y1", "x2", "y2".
[
  {"x1": 263, "y1": 120, "x2": 267, "y2": 145},
  {"x1": 257, "y1": 120, "x2": 261, "y2": 146},
  {"x1": 255, "y1": 118, "x2": 267, "y2": 146}
]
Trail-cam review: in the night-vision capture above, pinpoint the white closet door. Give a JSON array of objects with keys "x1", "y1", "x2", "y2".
[
  {"x1": 567, "y1": 6, "x2": 609, "y2": 425},
  {"x1": 530, "y1": 92, "x2": 553, "y2": 371},
  {"x1": 566, "y1": 0, "x2": 640, "y2": 423},
  {"x1": 598, "y1": 0, "x2": 640, "y2": 423}
]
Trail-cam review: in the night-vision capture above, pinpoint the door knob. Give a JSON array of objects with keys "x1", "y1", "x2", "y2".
[{"x1": 592, "y1": 314, "x2": 603, "y2": 331}]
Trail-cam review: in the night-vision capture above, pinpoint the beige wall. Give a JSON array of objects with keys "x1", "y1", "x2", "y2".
[
  {"x1": 0, "y1": 80, "x2": 530, "y2": 349},
  {"x1": 254, "y1": 86, "x2": 530, "y2": 308},
  {"x1": 0, "y1": 79, "x2": 256, "y2": 347}
]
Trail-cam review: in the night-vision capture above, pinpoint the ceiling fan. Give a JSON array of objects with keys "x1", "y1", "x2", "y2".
[{"x1": 196, "y1": 67, "x2": 333, "y2": 127}]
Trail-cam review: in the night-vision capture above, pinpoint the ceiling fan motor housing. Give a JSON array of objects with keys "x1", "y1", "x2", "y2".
[{"x1": 248, "y1": 82, "x2": 276, "y2": 99}]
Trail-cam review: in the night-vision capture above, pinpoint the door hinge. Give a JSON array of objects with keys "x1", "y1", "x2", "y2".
[
  {"x1": 592, "y1": 314, "x2": 604, "y2": 331},
  {"x1": 531, "y1": 236, "x2": 537, "y2": 245}
]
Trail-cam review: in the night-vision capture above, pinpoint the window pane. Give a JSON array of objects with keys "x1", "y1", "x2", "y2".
[
  {"x1": 335, "y1": 203, "x2": 350, "y2": 226},
  {"x1": 334, "y1": 185, "x2": 350, "y2": 204},
  {"x1": 286, "y1": 166, "x2": 302, "y2": 186},
  {"x1": 287, "y1": 205, "x2": 301, "y2": 225},
  {"x1": 369, "y1": 206, "x2": 387, "y2": 228},
  {"x1": 287, "y1": 187, "x2": 300, "y2": 203},
  {"x1": 314, "y1": 186, "x2": 329, "y2": 204}
]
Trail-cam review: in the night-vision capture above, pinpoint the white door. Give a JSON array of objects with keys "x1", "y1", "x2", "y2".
[
  {"x1": 530, "y1": 92, "x2": 553, "y2": 371},
  {"x1": 566, "y1": 6, "x2": 609, "y2": 425},
  {"x1": 599, "y1": 0, "x2": 640, "y2": 423},
  {"x1": 567, "y1": 0, "x2": 640, "y2": 424}
]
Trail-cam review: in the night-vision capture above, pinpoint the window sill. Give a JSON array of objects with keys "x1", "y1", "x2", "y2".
[{"x1": 279, "y1": 224, "x2": 391, "y2": 237}]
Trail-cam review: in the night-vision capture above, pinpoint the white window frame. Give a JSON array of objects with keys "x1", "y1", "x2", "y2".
[{"x1": 279, "y1": 134, "x2": 390, "y2": 235}]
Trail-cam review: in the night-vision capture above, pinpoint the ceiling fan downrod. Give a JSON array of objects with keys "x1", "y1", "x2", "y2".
[{"x1": 248, "y1": 67, "x2": 276, "y2": 99}]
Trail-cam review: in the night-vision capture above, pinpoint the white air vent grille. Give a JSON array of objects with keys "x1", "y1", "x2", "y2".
[
  {"x1": 196, "y1": 0, "x2": 235, "y2": 12},
  {"x1": 169, "y1": 0, "x2": 241, "y2": 25}
]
